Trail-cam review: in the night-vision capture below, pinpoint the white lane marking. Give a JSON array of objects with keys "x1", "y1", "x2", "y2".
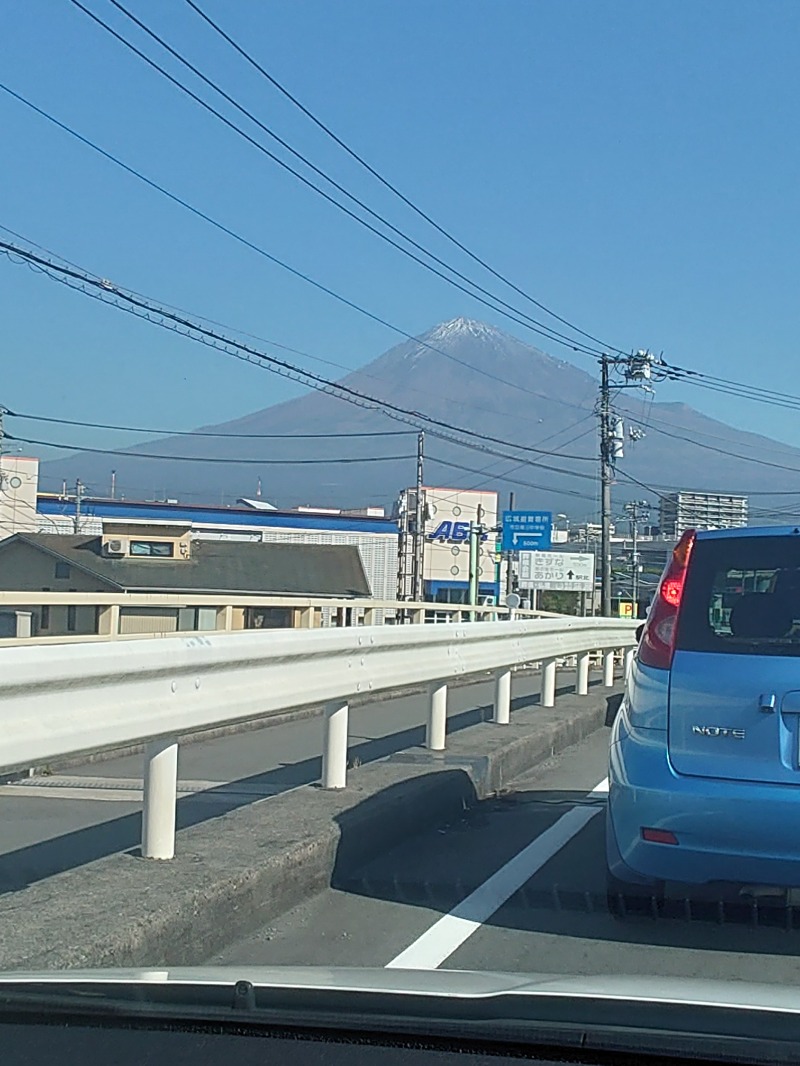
[{"x1": 386, "y1": 777, "x2": 607, "y2": 970}]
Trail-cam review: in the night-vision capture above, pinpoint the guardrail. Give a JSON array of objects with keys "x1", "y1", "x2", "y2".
[
  {"x1": 0, "y1": 616, "x2": 637, "y2": 860},
  {"x1": 0, "y1": 590, "x2": 562, "y2": 645}
]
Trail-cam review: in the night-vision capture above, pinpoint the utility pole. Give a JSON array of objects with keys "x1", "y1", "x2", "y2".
[
  {"x1": 632, "y1": 512, "x2": 639, "y2": 609},
  {"x1": 411, "y1": 431, "x2": 425, "y2": 602},
  {"x1": 468, "y1": 503, "x2": 485, "y2": 622},
  {"x1": 598, "y1": 349, "x2": 658, "y2": 616},
  {"x1": 625, "y1": 499, "x2": 650, "y2": 615},
  {"x1": 73, "y1": 479, "x2": 84, "y2": 533},
  {"x1": 599, "y1": 355, "x2": 613, "y2": 617},
  {"x1": 505, "y1": 490, "x2": 515, "y2": 598}
]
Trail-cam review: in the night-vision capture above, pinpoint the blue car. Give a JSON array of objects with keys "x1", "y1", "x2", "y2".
[{"x1": 607, "y1": 525, "x2": 800, "y2": 911}]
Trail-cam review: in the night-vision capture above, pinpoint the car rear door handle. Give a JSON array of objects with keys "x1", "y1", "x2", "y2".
[
  {"x1": 760, "y1": 693, "x2": 777, "y2": 713},
  {"x1": 780, "y1": 691, "x2": 800, "y2": 714}
]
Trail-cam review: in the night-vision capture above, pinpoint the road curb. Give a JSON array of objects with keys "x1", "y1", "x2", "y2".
[{"x1": 0, "y1": 687, "x2": 613, "y2": 971}]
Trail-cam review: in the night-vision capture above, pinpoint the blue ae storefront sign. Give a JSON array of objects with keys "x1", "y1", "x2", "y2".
[
  {"x1": 501, "y1": 510, "x2": 552, "y2": 552},
  {"x1": 428, "y1": 521, "x2": 489, "y2": 543}
]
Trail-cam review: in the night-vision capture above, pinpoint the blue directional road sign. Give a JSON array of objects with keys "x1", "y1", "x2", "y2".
[{"x1": 501, "y1": 510, "x2": 552, "y2": 552}]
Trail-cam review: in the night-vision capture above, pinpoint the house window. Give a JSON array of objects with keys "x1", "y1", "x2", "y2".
[
  {"x1": 67, "y1": 605, "x2": 77, "y2": 632},
  {"x1": 129, "y1": 541, "x2": 174, "y2": 558},
  {"x1": 247, "y1": 607, "x2": 292, "y2": 630},
  {"x1": 55, "y1": 562, "x2": 70, "y2": 579}
]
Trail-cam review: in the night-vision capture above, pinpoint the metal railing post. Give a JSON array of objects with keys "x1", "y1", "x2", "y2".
[
  {"x1": 576, "y1": 651, "x2": 590, "y2": 696},
  {"x1": 603, "y1": 649, "x2": 615, "y2": 687},
  {"x1": 141, "y1": 737, "x2": 179, "y2": 860},
  {"x1": 322, "y1": 699, "x2": 349, "y2": 788},
  {"x1": 541, "y1": 658, "x2": 556, "y2": 707},
  {"x1": 426, "y1": 681, "x2": 448, "y2": 750},
  {"x1": 493, "y1": 668, "x2": 511, "y2": 724}
]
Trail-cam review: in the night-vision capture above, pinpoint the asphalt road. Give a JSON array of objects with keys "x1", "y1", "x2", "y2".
[
  {"x1": 212, "y1": 729, "x2": 800, "y2": 984},
  {"x1": 0, "y1": 670, "x2": 554, "y2": 893}
]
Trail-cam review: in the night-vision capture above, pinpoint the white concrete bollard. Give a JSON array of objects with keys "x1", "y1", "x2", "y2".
[
  {"x1": 541, "y1": 658, "x2": 556, "y2": 708},
  {"x1": 603, "y1": 649, "x2": 615, "y2": 687},
  {"x1": 142, "y1": 737, "x2": 179, "y2": 860},
  {"x1": 624, "y1": 647, "x2": 635, "y2": 679},
  {"x1": 493, "y1": 668, "x2": 511, "y2": 725},
  {"x1": 576, "y1": 651, "x2": 590, "y2": 696},
  {"x1": 426, "y1": 681, "x2": 448, "y2": 750},
  {"x1": 322, "y1": 699, "x2": 349, "y2": 789}
]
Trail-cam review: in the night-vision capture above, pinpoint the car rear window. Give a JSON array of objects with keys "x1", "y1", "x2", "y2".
[{"x1": 676, "y1": 534, "x2": 800, "y2": 656}]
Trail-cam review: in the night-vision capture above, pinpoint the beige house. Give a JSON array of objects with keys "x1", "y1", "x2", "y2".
[{"x1": 0, "y1": 524, "x2": 371, "y2": 637}]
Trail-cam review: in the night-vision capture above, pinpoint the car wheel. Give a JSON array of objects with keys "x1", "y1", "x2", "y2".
[{"x1": 606, "y1": 871, "x2": 663, "y2": 919}]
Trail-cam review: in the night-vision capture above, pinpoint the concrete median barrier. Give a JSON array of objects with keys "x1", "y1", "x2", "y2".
[{"x1": 0, "y1": 684, "x2": 616, "y2": 971}]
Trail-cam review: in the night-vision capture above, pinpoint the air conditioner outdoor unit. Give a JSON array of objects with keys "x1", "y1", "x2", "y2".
[{"x1": 105, "y1": 538, "x2": 127, "y2": 556}]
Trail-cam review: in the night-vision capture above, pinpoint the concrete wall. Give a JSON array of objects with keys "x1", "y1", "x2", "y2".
[
  {"x1": 0, "y1": 539, "x2": 104, "y2": 634},
  {"x1": 119, "y1": 608, "x2": 179, "y2": 635}
]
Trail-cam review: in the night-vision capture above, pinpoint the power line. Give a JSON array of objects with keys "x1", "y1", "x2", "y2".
[
  {"x1": 624, "y1": 478, "x2": 800, "y2": 498},
  {"x1": 0, "y1": 83, "x2": 601, "y2": 408},
  {"x1": 427, "y1": 455, "x2": 597, "y2": 503},
  {"x1": 615, "y1": 469, "x2": 750, "y2": 519},
  {"x1": 19, "y1": 12, "x2": 799, "y2": 448},
  {"x1": 654, "y1": 359, "x2": 800, "y2": 416},
  {"x1": 664, "y1": 371, "x2": 800, "y2": 413},
  {"x1": 66, "y1": 0, "x2": 606, "y2": 360},
  {"x1": 4, "y1": 408, "x2": 414, "y2": 440},
  {"x1": 0, "y1": 237, "x2": 599, "y2": 484},
  {"x1": 181, "y1": 0, "x2": 625, "y2": 357},
  {"x1": 452, "y1": 423, "x2": 598, "y2": 496},
  {"x1": 614, "y1": 470, "x2": 678, "y2": 509},
  {"x1": 528, "y1": 411, "x2": 597, "y2": 449},
  {"x1": 620, "y1": 401, "x2": 800, "y2": 460},
  {"x1": 663, "y1": 360, "x2": 800, "y2": 408},
  {"x1": 0, "y1": 223, "x2": 586, "y2": 432},
  {"x1": 35, "y1": 473, "x2": 318, "y2": 506},
  {"x1": 627, "y1": 415, "x2": 800, "y2": 476},
  {"x1": 0, "y1": 239, "x2": 592, "y2": 463},
  {"x1": 418, "y1": 425, "x2": 595, "y2": 507},
  {"x1": 6, "y1": 432, "x2": 415, "y2": 466},
  {"x1": 8, "y1": 402, "x2": 596, "y2": 500}
]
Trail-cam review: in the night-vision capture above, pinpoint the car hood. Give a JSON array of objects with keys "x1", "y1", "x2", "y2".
[{"x1": 2, "y1": 965, "x2": 799, "y2": 1014}]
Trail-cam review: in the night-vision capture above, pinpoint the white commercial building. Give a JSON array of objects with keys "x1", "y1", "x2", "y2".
[{"x1": 396, "y1": 485, "x2": 500, "y2": 604}]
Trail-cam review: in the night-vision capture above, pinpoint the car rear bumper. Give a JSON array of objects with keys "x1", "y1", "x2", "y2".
[{"x1": 608, "y1": 711, "x2": 800, "y2": 888}]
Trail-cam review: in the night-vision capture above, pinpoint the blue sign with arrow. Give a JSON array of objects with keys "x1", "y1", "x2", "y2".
[{"x1": 501, "y1": 510, "x2": 552, "y2": 552}]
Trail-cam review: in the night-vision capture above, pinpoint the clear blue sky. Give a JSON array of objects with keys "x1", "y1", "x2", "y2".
[{"x1": 3, "y1": 0, "x2": 799, "y2": 454}]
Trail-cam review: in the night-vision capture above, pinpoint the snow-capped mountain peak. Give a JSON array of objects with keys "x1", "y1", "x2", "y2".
[{"x1": 426, "y1": 317, "x2": 502, "y2": 343}]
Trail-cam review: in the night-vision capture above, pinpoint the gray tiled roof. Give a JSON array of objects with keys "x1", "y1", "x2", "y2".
[{"x1": 1, "y1": 533, "x2": 372, "y2": 597}]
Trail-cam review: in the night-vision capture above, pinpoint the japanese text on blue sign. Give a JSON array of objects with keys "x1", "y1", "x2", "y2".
[{"x1": 501, "y1": 510, "x2": 552, "y2": 553}]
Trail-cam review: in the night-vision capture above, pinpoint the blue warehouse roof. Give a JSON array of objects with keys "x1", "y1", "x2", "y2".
[{"x1": 36, "y1": 496, "x2": 399, "y2": 536}]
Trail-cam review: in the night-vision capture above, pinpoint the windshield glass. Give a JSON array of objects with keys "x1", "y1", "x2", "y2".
[
  {"x1": 4, "y1": 0, "x2": 800, "y2": 1051},
  {"x1": 679, "y1": 536, "x2": 800, "y2": 654}
]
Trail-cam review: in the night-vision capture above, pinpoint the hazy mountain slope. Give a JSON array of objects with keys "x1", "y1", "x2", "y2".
[{"x1": 39, "y1": 318, "x2": 800, "y2": 519}]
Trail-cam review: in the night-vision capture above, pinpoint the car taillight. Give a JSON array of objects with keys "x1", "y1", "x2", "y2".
[{"x1": 638, "y1": 529, "x2": 696, "y2": 670}]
